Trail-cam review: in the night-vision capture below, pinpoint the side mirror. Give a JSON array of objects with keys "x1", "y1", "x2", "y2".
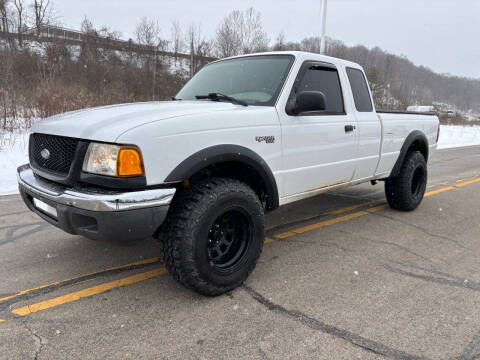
[{"x1": 288, "y1": 91, "x2": 327, "y2": 115}]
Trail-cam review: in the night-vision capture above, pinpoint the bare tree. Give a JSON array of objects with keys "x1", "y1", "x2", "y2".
[
  {"x1": 170, "y1": 19, "x2": 183, "y2": 65},
  {"x1": 79, "y1": 17, "x2": 100, "y2": 65},
  {"x1": 135, "y1": 16, "x2": 162, "y2": 48},
  {"x1": 272, "y1": 31, "x2": 286, "y2": 51},
  {"x1": 215, "y1": 10, "x2": 243, "y2": 58},
  {"x1": 0, "y1": 0, "x2": 12, "y2": 35},
  {"x1": 32, "y1": 0, "x2": 51, "y2": 37},
  {"x1": 242, "y1": 7, "x2": 268, "y2": 53},
  {"x1": 0, "y1": 0, "x2": 16, "y2": 127},
  {"x1": 300, "y1": 37, "x2": 320, "y2": 53},
  {"x1": 187, "y1": 22, "x2": 212, "y2": 76},
  {"x1": 80, "y1": 16, "x2": 95, "y2": 34},
  {"x1": 135, "y1": 17, "x2": 165, "y2": 100},
  {"x1": 215, "y1": 8, "x2": 268, "y2": 58},
  {"x1": 12, "y1": 0, "x2": 25, "y2": 44}
]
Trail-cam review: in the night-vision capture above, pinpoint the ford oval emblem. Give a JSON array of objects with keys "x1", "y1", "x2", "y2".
[{"x1": 40, "y1": 148, "x2": 50, "y2": 160}]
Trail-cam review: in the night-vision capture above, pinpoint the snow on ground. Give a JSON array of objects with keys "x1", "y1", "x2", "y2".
[
  {"x1": 0, "y1": 131, "x2": 29, "y2": 195},
  {"x1": 0, "y1": 125, "x2": 479, "y2": 196},
  {"x1": 437, "y1": 125, "x2": 480, "y2": 149}
]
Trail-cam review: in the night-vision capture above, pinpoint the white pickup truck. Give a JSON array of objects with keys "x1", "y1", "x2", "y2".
[{"x1": 17, "y1": 51, "x2": 439, "y2": 296}]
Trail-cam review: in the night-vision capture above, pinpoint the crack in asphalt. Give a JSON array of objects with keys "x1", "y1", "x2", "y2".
[
  {"x1": 243, "y1": 285, "x2": 429, "y2": 360},
  {"x1": 369, "y1": 212, "x2": 469, "y2": 250},
  {"x1": 0, "y1": 222, "x2": 44, "y2": 231},
  {"x1": 384, "y1": 264, "x2": 480, "y2": 293},
  {"x1": 0, "y1": 209, "x2": 30, "y2": 218},
  {"x1": 22, "y1": 319, "x2": 45, "y2": 360},
  {"x1": 369, "y1": 239, "x2": 434, "y2": 264},
  {"x1": 257, "y1": 347, "x2": 268, "y2": 360},
  {"x1": 392, "y1": 262, "x2": 465, "y2": 281},
  {"x1": 335, "y1": 228, "x2": 434, "y2": 264},
  {"x1": 459, "y1": 332, "x2": 480, "y2": 360},
  {"x1": 316, "y1": 241, "x2": 349, "y2": 252},
  {"x1": 0, "y1": 222, "x2": 49, "y2": 246}
]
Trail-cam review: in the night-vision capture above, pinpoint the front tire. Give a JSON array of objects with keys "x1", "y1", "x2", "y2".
[
  {"x1": 160, "y1": 178, "x2": 264, "y2": 296},
  {"x1": 385, "y1": 151, "x2": 427, "y2": 211}
]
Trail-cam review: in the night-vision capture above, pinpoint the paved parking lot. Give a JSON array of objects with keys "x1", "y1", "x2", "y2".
[{"x1": 1, "y1": 146, "x2": 480, "y2": 360}]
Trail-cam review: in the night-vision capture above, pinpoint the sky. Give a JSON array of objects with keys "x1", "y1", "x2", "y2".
[{"x1": 53, "y1": 0, "x2": 480, "y2": 79}]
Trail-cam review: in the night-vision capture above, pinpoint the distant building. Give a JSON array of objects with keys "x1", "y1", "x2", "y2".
[{"x1": 26, "y1": 25, "x2": 84, "y2": 42}]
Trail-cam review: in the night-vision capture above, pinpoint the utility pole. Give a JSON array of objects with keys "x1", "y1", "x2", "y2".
[{"x1": 320, "y1": 0, "x2": 328, "y2": 54}]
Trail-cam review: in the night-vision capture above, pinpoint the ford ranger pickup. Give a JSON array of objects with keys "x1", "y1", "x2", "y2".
[{"x1": 17, "y1": 51, "x2": 440, "y2": 296}]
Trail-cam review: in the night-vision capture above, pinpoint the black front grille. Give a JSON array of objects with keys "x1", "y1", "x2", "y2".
[{"x1": 30, "y1": 133, "x2": 80, "y2": 176}]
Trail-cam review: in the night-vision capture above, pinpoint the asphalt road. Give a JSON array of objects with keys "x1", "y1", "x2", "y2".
[{"x1": 1, "y1": 146, "x2": 480, "y2": 360}]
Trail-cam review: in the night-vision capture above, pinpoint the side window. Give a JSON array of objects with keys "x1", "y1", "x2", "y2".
[
  {"x1": 346, "y1": 68, "x2": 373, "y2": 112},
  {"x1": 296, "y1": 65, "x2": 345, "y2": 115}
]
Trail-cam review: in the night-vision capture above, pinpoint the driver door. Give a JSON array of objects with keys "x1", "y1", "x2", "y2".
[{"x1": 277, "y1": 61, "x2": 359, "y2": 199}]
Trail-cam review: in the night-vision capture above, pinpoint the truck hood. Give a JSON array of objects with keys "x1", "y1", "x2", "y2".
[{"x1": 32, "y1": 101, "x2": 242, "y2": 142}]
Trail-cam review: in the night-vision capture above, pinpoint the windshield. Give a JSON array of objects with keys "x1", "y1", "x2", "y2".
[{"x1": 176, "y1": 55, "x2": 294, "y2": 106}]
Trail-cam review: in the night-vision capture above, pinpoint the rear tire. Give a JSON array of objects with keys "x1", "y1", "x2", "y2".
[
  {"x1": 385, "y1": 151, "x2": 427, "y2": 211},
  {"x1": 159, "y1": 178, "x2": 264, "y2": 296}
]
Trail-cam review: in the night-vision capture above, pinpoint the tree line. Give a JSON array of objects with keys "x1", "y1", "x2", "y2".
[{"x1": 0, "y1": 1, "x2": 478, "y2": 131}]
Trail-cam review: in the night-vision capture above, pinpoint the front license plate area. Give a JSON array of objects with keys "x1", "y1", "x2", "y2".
[{"x1": 33, "y1": 198, "x2": 58, "y2": 219}]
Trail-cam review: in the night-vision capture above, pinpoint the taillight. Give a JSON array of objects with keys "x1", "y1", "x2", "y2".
[{"x1": 436, "y1": 125, "x2": 440, "y2": 143}]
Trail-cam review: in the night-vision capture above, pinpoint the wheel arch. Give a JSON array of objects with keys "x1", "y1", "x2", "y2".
[
  {"x1": 390, "y1": 130, "x2": 429, "y2": 178},
  {"x1": 164, "y1": 144, "x2": 279, "y2": 211}
]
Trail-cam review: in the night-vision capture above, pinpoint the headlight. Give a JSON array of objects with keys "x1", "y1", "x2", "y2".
[{"x1": 82, "y1": 143, "x2": 144, "y2": 177}]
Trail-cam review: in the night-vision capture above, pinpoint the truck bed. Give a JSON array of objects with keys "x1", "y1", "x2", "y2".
[{"x1": 375, "y1": 111, "x2": 439, "y2": 177}]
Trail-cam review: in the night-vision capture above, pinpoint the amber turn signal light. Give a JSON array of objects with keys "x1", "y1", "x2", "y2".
[{"x1": 116, "y1": 147, "x2": 145, "y2": 177}]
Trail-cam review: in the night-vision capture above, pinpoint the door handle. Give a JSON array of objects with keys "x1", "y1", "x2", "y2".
[{"x1": 344, "y1": 125, "x2": 355, "y2": 132}]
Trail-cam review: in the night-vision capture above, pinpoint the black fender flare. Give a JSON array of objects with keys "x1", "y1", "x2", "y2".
[
  {"x1": 390, "y1": 130, "x2": 429, "y2": 178},
  {"x1": 164, "y1": 144, "x2": 279, "y2": 210}
]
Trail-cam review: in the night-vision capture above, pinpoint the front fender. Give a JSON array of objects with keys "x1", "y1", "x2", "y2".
[{"x1": 165, "y1": 144, "x2": 279, "y2": 210}]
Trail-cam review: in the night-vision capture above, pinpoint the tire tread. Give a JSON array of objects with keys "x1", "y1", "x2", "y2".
[
  {"x1": 385, "y1": 151, "x2": 427, "y2": 211},
  {"x1": 159, "y1": 177, "x2": 264, "y2": 296}
]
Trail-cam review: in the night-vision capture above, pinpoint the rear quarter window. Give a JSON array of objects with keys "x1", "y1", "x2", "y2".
[{"x1": 346, "y1": 68, "x2": 373, "y2": 112}]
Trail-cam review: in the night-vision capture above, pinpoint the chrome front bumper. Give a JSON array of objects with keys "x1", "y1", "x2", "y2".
[{"x1": 17, "y1": 164, "x2": 176, "y2": 212}]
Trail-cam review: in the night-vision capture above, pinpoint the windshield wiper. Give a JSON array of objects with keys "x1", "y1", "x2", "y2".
[
  {"x1": 171, "y1": 96, "x2": 182, "y2": 101},
  {"x1": 195, "y1": 92, "x2": 248, "y2": 107}
]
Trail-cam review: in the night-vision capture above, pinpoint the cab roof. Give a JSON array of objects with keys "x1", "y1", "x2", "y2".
[{"x1": 217, "y1": 51, "x2": 363, "y2": 71}]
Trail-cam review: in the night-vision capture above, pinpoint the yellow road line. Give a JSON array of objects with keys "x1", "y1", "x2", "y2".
[
  {"x1": 265, "y1": 203, "x2": 369, "y2": 231},
  {"x1": 456, "y1": 177, "x2": 480, "y2": 188},
  {"x1": 12, "y1": 268, "x2": 167, "y2": 316},
  {"x1": 0, "y1": 257, "x2": 160, "y2": 303},
  {"x1": 275, "y1": 211, "x2": 369, "y2": 239},
  {"x1": 424, "y1": 186, "x2": 455, "y2": 197},
  {"x1": 427, "y1": 181, "x2": 449, "y2": 189}
]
